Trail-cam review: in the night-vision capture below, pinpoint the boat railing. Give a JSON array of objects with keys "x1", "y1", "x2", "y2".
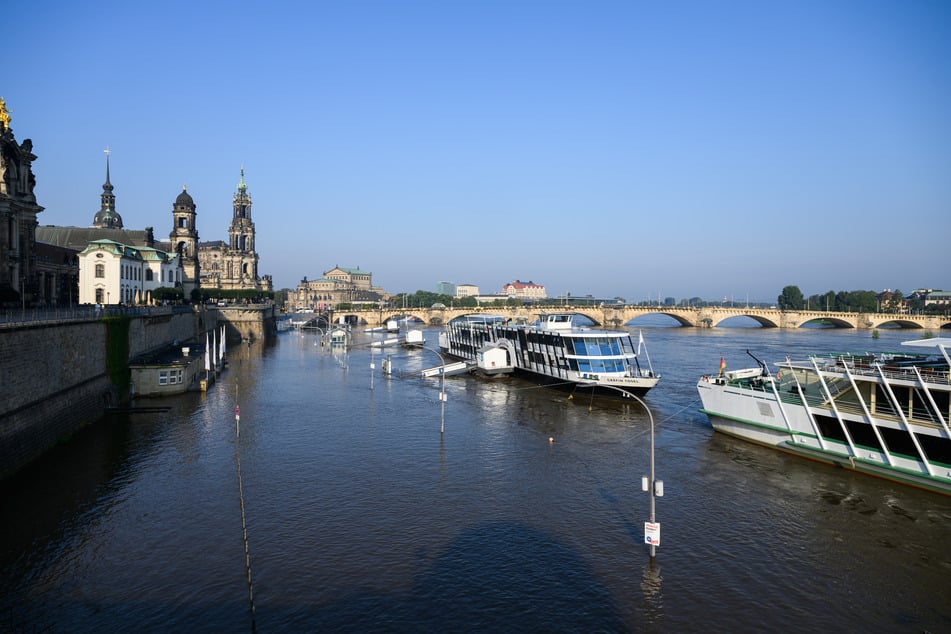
[
  {"x1": 779, "y1": 377, "x2": 945, "y2": 428},
  {"x1": 812, "y1": 359, "x2": 950, "y2": 387}
]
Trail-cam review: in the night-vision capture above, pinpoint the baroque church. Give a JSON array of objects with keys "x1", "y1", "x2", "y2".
[
  {"x1": 34, "y1": 151, "x2": 270, "y2": 301},
  {"x1": 197, "y1": 169, "x2": 272, "y2": 293},
  {"x1": 5, "y1": 96, "x2": 271, "y2": 305}
]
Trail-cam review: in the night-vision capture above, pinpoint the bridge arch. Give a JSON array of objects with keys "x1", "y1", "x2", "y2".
[
  {"x1": 797, "y1": 316, "x2": 854, "y2": 329},
  {"x1": 867, "y1": 318, "x2": 926, "y2": 330},
  {"x1": 622, "y1": 310, "x2": 695, "y2": 327},
  {"x1": 728, "y1": 314, "x2": 781, "y2": 328}
]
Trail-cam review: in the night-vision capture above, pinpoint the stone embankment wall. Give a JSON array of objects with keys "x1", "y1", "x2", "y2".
[
  {"x1": 0, "y1": 320, "x2": 112, "y2": 479},
  {"x1": 0, "y1": 309, "x2": 205, "y2": 479},
  {"x1": 218, "y1": 305, "x2": 277, "y2": 342}
]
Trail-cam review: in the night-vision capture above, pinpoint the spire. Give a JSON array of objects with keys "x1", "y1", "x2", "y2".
[
  {"x1": 103, "y1": 147, "x2": 113, "y2": 193},
  {"x1": 237, "y1": 166, "x2": 247, "y2": 193},
  {"x1": 93, "y1": 147, "x2": 123, "y2": 228}
]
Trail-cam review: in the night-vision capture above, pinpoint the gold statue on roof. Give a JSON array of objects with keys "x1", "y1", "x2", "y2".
[{"x1": 0, "y1": 97, "x2": 10, "y2": 128}]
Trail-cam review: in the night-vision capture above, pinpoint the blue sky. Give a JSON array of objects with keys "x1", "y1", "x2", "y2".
[{"x1": 6, "y1": 0, "x2": 950, "y2": 302}]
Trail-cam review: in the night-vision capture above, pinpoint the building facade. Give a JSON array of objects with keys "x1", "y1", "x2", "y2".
[
  {"x1": 502, "y1": 279, "x2": 547, "y2": 300},
  {"x1": 924, "y1": 291, "x2": 951, "y2": 308},
  {"x1": 435, "y1": 281, "x2": 456, "y2": 296},
  {"x1": 34, "y1": 241, "x2": 79, "y2": 306},
  {"x1": 292, "y1": 266, "x2": 385, "y2": 310},
  {"x1": 78, "y1": 239, "x2": 182, "y2": 305},
  {"x1": 0, "y1": 98, "x2": 43, "y2": 305},
  {"x1": 455, "y1": 284, "x2": 479, "y2": 298},
  {"x1": 198, "y1": 169, "x2": 272, "y2": 293}
]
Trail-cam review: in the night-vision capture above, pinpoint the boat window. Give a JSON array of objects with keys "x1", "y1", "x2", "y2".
[
  {"x1": 918, "y1": 433, "x2": 951, "y2": 465},
  {"x1": 814, "y1": 414, "x2": 848, "y2": 443},
  {"x1": 844, "y1": 419, "x2": 883, "y2": 452},
  {"x1": 599, "y1": 338, "x2": 620, "y2": 356},
  {"x1": 564, "y1": 338, "x2": 576, "y2": 354},
  {"x1": 879, "y1": 425, "x2": 921, "y2": 459}
]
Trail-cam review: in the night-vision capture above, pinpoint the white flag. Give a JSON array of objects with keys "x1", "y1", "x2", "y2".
[{"x1": 204, "y1": 332, "x2": 210, "y2": 372}]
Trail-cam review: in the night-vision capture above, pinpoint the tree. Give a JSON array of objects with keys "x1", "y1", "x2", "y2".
[
  {"x1": 777, "y1": 285, "x2": 804, "y2": 310},
  {"x1": 890, "y1": 289, "x2": 905, "y2": 313},
  {"x1": 153, "y1": 287, "x2": 184, "y2": 303}
]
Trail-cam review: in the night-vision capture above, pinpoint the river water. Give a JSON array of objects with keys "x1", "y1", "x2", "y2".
[{"x1": 2, "y1": 319, "x2": 950, "y2": 632}]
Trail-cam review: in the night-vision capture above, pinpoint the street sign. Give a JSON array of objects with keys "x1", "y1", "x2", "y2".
[{"x1": 644, "y1": 521, "x2": 660, "y2": 546}]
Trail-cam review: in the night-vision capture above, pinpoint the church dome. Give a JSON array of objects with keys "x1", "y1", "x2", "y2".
[
  {"x1": 175, "y1": 186, "x2": 194, "y2": 206},
  {"x1": 93, "y1": 208, "x2": 123, "y2": 229}
]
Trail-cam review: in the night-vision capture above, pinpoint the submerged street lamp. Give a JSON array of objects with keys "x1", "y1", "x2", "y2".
[
  {"x1": 631, "y1": 394, "x2": 663, "y2": 560},
  {"x1": 421, "y1": 345, "x2": 448, "y2": 435},
  {"x1": 598, "y1": 387, "x2": 664, "y2": 560}
]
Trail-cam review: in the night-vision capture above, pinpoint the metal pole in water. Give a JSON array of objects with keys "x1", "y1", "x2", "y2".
[
  {"x1": 440, "y1": 366, "x2": 446, "y2": 435},
  {"x1": 630, "y1": 393, "x2": 662, "y2": 560},
  {"x1": 370, "y1": 342, "x2": 375, "y2": 391},
  {"x1": 233, "y1": 393, "x2": 255, "y2": 630}
]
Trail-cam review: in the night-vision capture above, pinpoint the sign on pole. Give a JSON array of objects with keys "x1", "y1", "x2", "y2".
[{"x1": 644, "y1": 522, "x2": 661, "y2": 547}]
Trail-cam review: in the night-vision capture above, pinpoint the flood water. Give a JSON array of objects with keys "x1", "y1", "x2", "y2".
[{"x1": 2, "y1": 319, "x2": 950, "y2": 632}]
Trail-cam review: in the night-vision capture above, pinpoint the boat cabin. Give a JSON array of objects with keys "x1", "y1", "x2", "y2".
[{"x1": 538, "y1": 313, "x2": 576, "y2": 331}]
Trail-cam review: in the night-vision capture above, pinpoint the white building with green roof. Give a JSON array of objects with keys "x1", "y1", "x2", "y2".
[{"x1": 78, "y1": 239, "x2": 182, "y2": 305}]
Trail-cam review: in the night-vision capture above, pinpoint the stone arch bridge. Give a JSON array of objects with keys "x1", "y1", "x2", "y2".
[{"x1": 332, "y1": 305, "x2": 950, "y2": 330}]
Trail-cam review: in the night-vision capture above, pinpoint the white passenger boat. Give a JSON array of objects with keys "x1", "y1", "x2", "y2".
[
  {"x1": 439, "y1": 312, "x2": 659, "y2": 397},
  {"x1": 697, "y1": 338, "x2": 951, "y2": 495}
]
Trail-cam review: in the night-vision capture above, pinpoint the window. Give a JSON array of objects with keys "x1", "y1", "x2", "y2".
[
  {"x1": 95, "y1": 263, "x2": 105, "y2": 278},
  {"x1": 159, "y1": 370, "x2": 183, "y2": 386},
  {"x1": 146, "y1": 269, "x2": 153, "y2": 281}
]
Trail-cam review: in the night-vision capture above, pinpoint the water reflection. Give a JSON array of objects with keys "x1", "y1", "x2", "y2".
[
  {"x1": 640, "y1": 559, "x2": 663, "y2": 621},
  {"x1": 2, "y1": 324, "x2": 950, "y2": 631}
]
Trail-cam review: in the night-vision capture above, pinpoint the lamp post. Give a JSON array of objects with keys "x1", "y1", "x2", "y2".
[
  {"x1": 421, "y1": 345, "x2": 448, "y2": 435},
  {"x1": 630, "y1": 393, "x2": 663, "y2": 560},
  {"x1": 595, "y1": 387, "x2": 663, "y2": 559}
]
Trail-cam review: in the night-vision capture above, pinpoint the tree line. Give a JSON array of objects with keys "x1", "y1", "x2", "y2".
[{"x1": 777, "y1": 285, "x2": 935, "y2": 313}]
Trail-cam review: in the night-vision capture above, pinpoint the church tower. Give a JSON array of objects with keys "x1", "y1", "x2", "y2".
[
  {"x1": 226, "y1": 168, "x2": 258, "y2": 285},
  {"x1": 92, "y1": 149, "x2": 123, "y2": 229},
  {"x1": 169, "y1": 185, "x2": 200, "y2": 296}
]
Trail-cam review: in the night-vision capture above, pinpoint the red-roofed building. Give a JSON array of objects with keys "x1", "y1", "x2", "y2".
[{"x1": 502, "y1": 279, "x2": 547, "y2": 301}]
